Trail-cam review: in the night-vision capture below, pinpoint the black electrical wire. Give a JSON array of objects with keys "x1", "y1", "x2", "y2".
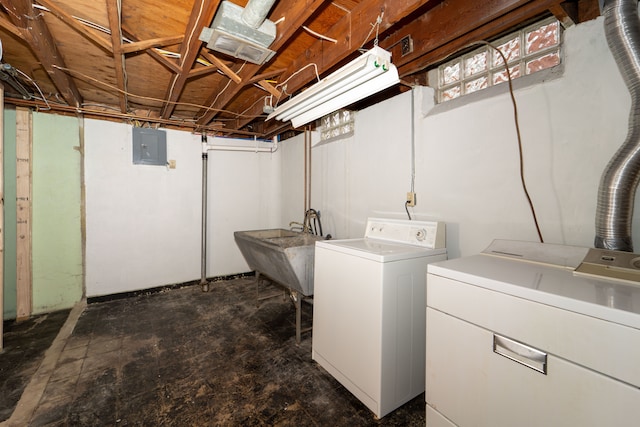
[
  {"x1": 421, "y1": 40, "x2": 545, "y2": 244},
  {"x1": 474, "y1": 41, "x2": 545, "y2": 243},
  {"x1": 494, "y1": 44, "x2": 544, "y2": 243}
]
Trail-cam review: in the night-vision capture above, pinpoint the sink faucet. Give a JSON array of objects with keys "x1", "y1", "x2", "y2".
[{"x1": 290, "y1": 209, "x2": 324, "y2": 235}]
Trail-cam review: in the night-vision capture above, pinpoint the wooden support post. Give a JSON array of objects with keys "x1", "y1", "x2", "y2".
[
  {"x1": 15, "y1": 107, "x2": 31, "y2": 321},
  {"x1": 0, "y1": 87, "x2": 4, "y2": 349}
]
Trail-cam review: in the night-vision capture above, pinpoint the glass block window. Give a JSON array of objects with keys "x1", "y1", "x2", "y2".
[
  {"x1": 436, "y1": 17, "x2": 561, "y2": 103},
  {"x1": 320, "y1": 109, "x2": 354, "y2": 142}
]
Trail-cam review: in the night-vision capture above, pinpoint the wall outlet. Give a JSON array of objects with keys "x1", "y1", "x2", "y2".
[{"x1": 406, "y1": 192, "x2": 416, "y2": 207}]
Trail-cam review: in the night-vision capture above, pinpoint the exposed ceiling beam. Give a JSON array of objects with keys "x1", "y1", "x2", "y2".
[
  {"x1": 145, "y1": 47, "x2": 183, "y2": 74},
  {"x1": 385, "y1": 0, "x2": 539, "y2": 73},
  {"x1": 160, "y1": 0, "x2": 219, "y2": 119},
  {"x1": 393, "y1": 0, "x2": 570, "y2": 78},
  {"x1": 36, "y1": 0, "x2": 112, "y2": 53},
  {"x1": 260, "y1": 0, "x2": 571, "y2": 136},
  {"x1": 0, "y1": 0, "x2": 82, "y2": 107},
  {"x1": 331, "y1": 0, "x2": 358, "y2": 11},
  {"x1": 196, "y1": 0, "x2": 332, "y2": 126},
  {"x1": 106, "y1": 0, "x2": 127, "y2": 113},
  {"x1": 227, "y1": 75, "x2": 283, "y2": 130},
  {"x1": 549, "y1": 1, "x2": 579, "y2": 27},
  {"x1": 235, "y1": 0, "x2": 438, "y2": 132},
  {"x1": 188, "y1": 64, "x2": 221, "y2": 79},
  {"x1": 247, "y1": 69, "x2": 286, "y2": 85},
  {"x1": 270, "y1": 0, "x2": 439, "y2": 101},
  {"x1": 121, "y1": 35, "x2": 185, "y2": 54},
  {"x1": 122, "y1": 27, "x2": 182, "y2": 74},
  {"x1": 4, "y1": 96, "x2": 265, "y2": 137},
  {"x1": 257, "y1": 80, "x2": 281, "y2": 98},
  {"x1": 200, "y1": 51, "x2": 242, "y2": 83},
  {"x1": 0, "y1": 15, "x2": 26, "y2": 39}
]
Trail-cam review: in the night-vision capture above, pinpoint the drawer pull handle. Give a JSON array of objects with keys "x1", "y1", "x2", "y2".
[{"x1": 493, "y1": 334, "x2": 547, "y2": 374}]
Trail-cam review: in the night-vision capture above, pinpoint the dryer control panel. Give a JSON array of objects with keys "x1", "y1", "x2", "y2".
[
  {"x1": 575, "y1": 247, "x2": 640, "y2": 286},
  {"x1": 364, "y1": 218, "x2": 445, "y2": 249}
]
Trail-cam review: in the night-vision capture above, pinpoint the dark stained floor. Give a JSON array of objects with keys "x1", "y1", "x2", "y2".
[
  {"x1": 0, "y1": 310, "x2": 71, "y2": 423},
  {"x1": 2, "y1": 277, "x2": 425, "y2": 426}
]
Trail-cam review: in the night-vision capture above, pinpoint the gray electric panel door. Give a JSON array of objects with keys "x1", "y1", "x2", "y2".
[{"x1": 132, "y1": 127, "x2": 167, "y2": 166}]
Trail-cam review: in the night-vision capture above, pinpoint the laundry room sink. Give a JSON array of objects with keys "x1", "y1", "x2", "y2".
[{"x1": 234, "y1": 228, "x2": 324, "y2": 296}]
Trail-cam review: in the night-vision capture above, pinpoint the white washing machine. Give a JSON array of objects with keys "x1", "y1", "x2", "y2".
[
  {"x1": 312, "y1": 217, "x2": 446, "y2": 419},
  {"x1": 425, "y1": 239, "x2": 640, "y2": 427}
]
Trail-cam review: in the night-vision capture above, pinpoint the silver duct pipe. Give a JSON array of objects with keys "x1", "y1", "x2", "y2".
[
  {"x1": 241, "y1": 0, "x2": 276, "y2": 29},
  {"x1": 595, "y1": 0, "x2": 640, "y2": 251}
]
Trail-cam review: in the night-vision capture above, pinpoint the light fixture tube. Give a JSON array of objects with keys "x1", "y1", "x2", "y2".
[
  {"x1": 267, "y1": 46, "x2": 399, "y2": 127},
  {"x1": 290, "y1": 64, "x2": 398, "y2": 127},
  {"x1": 273, "y1": 55, "x2": 383, "y2": 121}
]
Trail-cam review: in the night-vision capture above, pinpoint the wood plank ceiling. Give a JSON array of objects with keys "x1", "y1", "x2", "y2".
[{"x1": 0, "y1": 0, "x2": 599, "y2": 139}]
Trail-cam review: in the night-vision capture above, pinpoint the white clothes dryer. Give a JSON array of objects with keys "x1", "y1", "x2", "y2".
[{"x1": 425, "y1": 239, "x2": 640, "y2": 427}]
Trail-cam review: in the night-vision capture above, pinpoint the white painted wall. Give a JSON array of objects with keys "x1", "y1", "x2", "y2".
[
  {"x1": 85, "y1": 120, "x2": 280, "y2": 297},
  {"x1": 208, "y1": 141, "x2": 281, "y2": 276},
  {"x1": 84, "y1": 16, "x2": 639, "y2": 297},
  {"x1": 279, "y1": 132, "x2": 327, "y2": 229},
  {"x1": 281, "y1": 16, "x2": 640, "y2": 259}
]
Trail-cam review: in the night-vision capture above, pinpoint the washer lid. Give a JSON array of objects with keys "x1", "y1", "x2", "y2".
[{"x1": 316, "y1": 238, "x2": 447, "y2": 262}]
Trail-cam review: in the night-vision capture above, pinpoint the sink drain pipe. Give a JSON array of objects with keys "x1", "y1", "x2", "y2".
[{"x1": 201, "y1": 135, "x2": 210, "y2": 292}]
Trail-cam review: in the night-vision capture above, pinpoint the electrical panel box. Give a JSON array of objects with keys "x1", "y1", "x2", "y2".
[{"x1": 132, "y1": 127, "x2": 167, "y2": 166}]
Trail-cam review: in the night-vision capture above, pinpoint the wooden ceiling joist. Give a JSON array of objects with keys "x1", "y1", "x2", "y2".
[
  {"x1": 256, "y1": 80, "x2": 281, "y2": 98},
  {"x1": 238, "y1": 0, "x2": 439, "y2": 133},
  {"x1": 196, "y1": 0, "x2": 330, "y2": 126},
  {"x1": 247, "y1": 69, "x2": 286, "y2": 85},
  {"x1": 36, "y1": 0, "x2": 112, "y2": 53},
  {"x1": 0, "y1": 0, "x2": 82, "y2": 107},
  {"x1": 0, "y1": 0, "x2": 600, "y2": 137},
  {"x1": 270, "y1": 0, "x2": 437, "y2": 104},
  {"x1": 160, "y1": 0, "x2": 219, "y2": 119},
  {"x1": 200, "y1": 51, "x2": 242, "y2": 84},
  {"x1": 393, "y1": 0, "x2": 570, "y2": 78},
  {"x1": 187, "y1": 64, "x2": 221, "y2": 79},
  {"x1": 121, "y1": 27, "x2": 182, "y2": 74},
  {"x1": 0, "y1": 15, "x2": 25, "y2": 39},
  {"x1": 106, "y1": 0, "x2": 127, "y2": 113},
  {"x1": 120, "y1": 35, "x2": 185, "y2": 54},
  {"x1": 549, "y1": 1, "x2": 579, "y2": 27}
]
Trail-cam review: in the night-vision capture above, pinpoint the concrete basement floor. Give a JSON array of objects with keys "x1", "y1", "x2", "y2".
[{"x1": 1, "y1": 277, "x2": 425, "y2": 426}]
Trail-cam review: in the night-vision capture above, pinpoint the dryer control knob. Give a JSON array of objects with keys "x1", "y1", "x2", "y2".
[{"x1": 415, "y1": 229, "x2": 426, "y2": 241}]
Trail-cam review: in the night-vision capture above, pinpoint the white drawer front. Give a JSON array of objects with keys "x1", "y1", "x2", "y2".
[
  {"x1": 426, "y1": 307, "x2": 640, "y2": 427},
  {"x1": 427, "y1": 273, "x2": 640, "y2": 388}
]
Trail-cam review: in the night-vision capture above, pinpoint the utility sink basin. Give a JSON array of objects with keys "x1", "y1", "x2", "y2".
[{"x1": 234, "y1": 229, "x2": 324, "y2": 296}]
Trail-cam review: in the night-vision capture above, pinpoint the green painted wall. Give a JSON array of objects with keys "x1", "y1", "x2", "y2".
[
  {"x1": 32, "y1": 112, "x2": 83, "y2": 314},
  {"x1": 3, "y1": 108, "x2": 17, "y2": 320}
]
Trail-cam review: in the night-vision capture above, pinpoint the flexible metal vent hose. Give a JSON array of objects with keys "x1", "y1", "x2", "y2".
[
  {"x1": 241, "y1": 0, "x2": 276, "y2": 29},
  {"x1": 595, "y1": 0, "x2": 640, "y2": 251}
]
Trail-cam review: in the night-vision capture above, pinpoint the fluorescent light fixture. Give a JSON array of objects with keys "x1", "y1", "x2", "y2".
[{"x1": 267, "y1": 46, "x2": 400, "y2": 128}]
